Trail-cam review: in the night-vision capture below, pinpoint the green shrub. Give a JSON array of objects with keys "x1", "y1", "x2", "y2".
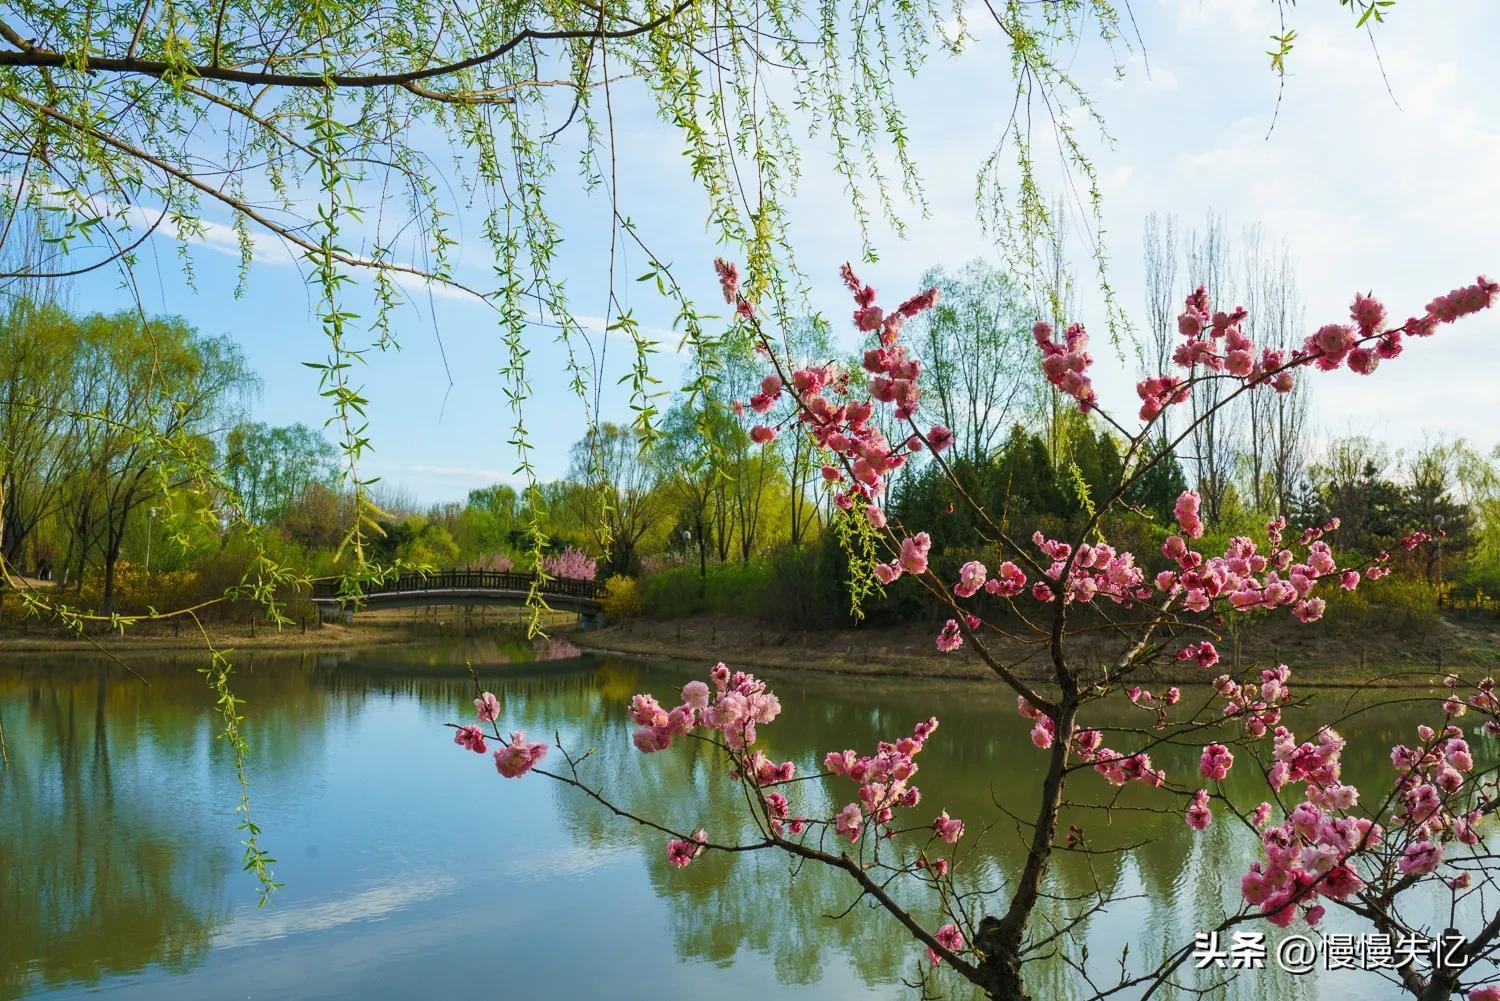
[
  {"x1": 641, "y1": 561, "x2": 771, "y2": 618},
  {"x1": 1321, "y1": 572, "x2": 1439, "y2": 635}
]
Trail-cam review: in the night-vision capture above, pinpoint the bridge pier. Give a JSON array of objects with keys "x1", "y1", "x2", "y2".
[
  {"x1": 577, "y1": 609, "x2": 608, "y2": 631},
  {"x1": 317, "y1": 603, "x2": 354, "y2": 626}
]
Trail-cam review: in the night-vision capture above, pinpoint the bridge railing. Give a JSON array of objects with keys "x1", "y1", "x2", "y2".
[{"x1": 310, "y1": 569, "x2": 603, "y2": 602}]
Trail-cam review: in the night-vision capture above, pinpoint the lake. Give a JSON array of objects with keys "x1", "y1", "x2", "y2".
[{"x1": 0, "y1": 640, "x2": 1463, "y2": 1000}]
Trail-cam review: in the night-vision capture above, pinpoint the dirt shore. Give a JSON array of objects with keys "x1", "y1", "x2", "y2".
[
  {"x1": 0, "y1": 606, "x2": 576, "y2": 655},
  {"x1": 572, "y1": 612, "x2": 1500, "y2": 688}
]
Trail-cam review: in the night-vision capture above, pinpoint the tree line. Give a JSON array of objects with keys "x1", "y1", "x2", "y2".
[{"x1": 3, "y1": 239, "x2": 1498, "y2": 623}]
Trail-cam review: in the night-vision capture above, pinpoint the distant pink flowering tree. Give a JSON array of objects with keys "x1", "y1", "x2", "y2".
[
  {"x1": 454, "y1": 257, "x2": 1500, "y2": 1001},
  {"x1": 541, "y1": 545, "x2": 597, "y2": 582}
]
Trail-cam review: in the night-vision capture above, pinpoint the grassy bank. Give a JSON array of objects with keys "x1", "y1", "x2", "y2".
[{"x1": 573, "y1": 611, "x2": 1500, "y2": 688}]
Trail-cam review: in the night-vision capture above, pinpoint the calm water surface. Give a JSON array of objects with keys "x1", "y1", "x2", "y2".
[{"x1": 0, "y1": 640, "x2": 1467, "y2": 999}]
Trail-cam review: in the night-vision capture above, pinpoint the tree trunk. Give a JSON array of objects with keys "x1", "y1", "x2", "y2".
[
  {"x1": 972, "y1": 697, "x2": 1079, "y2": 1001},
  {"x1": 101, "y1": 547, "x2": 119, "y2": 616}
]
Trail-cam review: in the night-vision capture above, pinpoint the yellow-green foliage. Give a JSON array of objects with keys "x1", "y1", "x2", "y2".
[
  {"x1": 601, "y1": 574, "x2": 644, "y2": 620},
  {"x1": 1321, "y1": 572, "x2": 1440, "y2": 635}
]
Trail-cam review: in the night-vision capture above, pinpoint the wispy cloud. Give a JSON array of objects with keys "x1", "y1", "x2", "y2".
[{"x1": 214, "y1": 873, "x2": 457, "y2": 948}]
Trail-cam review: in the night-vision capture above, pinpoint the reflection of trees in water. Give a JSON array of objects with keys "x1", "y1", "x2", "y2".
[
  {"x1": 0, "y1": 664, "x2": 230, "y2": 1001},
  {"x1": 495, "y1": 664, "x2": 1463, "y2": 997},
  {"x1": 0, "y1": 649, "x2": 1468, "y2": 1001}
]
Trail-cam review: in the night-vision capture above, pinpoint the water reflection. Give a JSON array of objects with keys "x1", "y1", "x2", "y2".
[{"x1": 0, "y1": 647, "x2": 1468, "y2": 999}]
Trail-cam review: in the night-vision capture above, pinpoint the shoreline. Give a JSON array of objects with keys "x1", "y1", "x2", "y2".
[
  {"x1": 0, "y1": 608, "x2": 578, "y2": 656},
  {"x1": 571, "y1": 613, "x2": 1500, "y2": 690}
]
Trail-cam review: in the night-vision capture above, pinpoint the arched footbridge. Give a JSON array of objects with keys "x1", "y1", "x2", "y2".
[{"x1": 310, "y1": 570, "x2": 605, "y2": 626}]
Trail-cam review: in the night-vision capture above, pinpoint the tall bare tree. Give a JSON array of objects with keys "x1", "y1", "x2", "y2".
[
  {"x1": 1241, "y1": 226, "x2": 1311, "y2": 516},
  {"x1": 1141, "y1": 212, "x2": 1180, "y2": 383},
  {"x1": 1184, "y1": 211, "x2": 1242, "y2": 523},
  {"x1": 912, "y1": 260, "x2": 1044, "y2": 465}
]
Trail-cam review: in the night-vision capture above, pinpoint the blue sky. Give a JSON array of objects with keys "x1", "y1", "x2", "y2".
[{"x1": 71, "y1": 0, "x2": 1500, "y2": 504}]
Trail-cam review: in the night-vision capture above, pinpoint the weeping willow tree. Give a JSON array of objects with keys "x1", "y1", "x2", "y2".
[{"x1": 0, "y1": 0, "x2": 1395, "y2": 900}]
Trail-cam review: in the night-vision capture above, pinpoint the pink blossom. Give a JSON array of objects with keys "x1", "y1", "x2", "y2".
[
  {"x1": 1426, "y1": 275, "x2": 1499, "y2": 323},
  {"x1": 749, "y1": 425, "x2": 777, "y2": 444},
  {"x1": 898, "y1": 533, "x2": 932, "y2": 575},
  {"x1": 474, "y1": 692, "x2": 501, "y2": 723},
  {"x1": 682, "y1": 680, "x2": 710, "y2": 710},
  {"x1": 926, "y1": 923, "x2": 965, "y2": 967},
  {"x1": 1173, "y1": 490, "x2": 1204, "y2": 538},
  {"x1": 1294, "y1": 598, "x2": 1326, "y2": 623},
  {"x1": 714, "y1": 258, "x2": 739, "y2": 304},
  {"x1": 987, "y1": 561, "x2": 1027, "y2": 597},
  {"x1": 865, "y1": 504, "x2": 887, "y2": 529},
  {"x1": 1469, "y1": 988, "x2": 1500, "y2": 1001},
  {"x1": 1175, "y1": 641, "x2": 1219, "y2": 669},
  {"x1": 1185, "y1": 789, "x2": 1212, "y2": 831},
  {"x1": 935, "y1": 619, "x2": 964, "y2": 653},
  {"x1": 453, "y1": 724, "x2": 488, "y2": 754},
  {"x1": 836, "y1": 803, "x2": 863, "y2": 843},
  {"x1": 932, "y1": 810, "x2": 965, "y2": 844},
  {"x1": 667, "y1": 829, "x2": 708, "y2": 868},
  {"x1": 953, "y1": 560, "x2": 987, "y2": 598},
  {"x1": 494, "y1": 732, "x2": 548, "y2": 777},
  {"x1": 1351, "y1": 291, "x2": 1386, "y2": 335},
  {"x1": 1398, "y1": 840, "x2": 1441, "y2": 876},
  {"x1": 1200, "y1": 743, "x2": 1234, "y2": 781}
]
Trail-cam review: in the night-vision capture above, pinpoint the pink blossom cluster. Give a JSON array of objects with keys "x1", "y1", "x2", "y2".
[
  {"x1": 1130, "y1": 279, "x2": 1499, "y2": 438},
  {"x1": 1154, "y1": 514, "x2": 1365, "y2": 622},
  {"x1": 542, "y1": 545, "x2": 597, "y2": 582},
  {"x1": 1135, "y1": 374, "x2": 1189, "y2": 422},
  {"x1": 1175, "y1": 641, "x2": 1221, "y2": 669},
  {"x1": 1024, "y1": 532, "x2": 1146, "y2": 607},
  {"x1": 874, "y1": 531, "x2": 933, "y2": 584},
  {"x1": 1173, "y1": 490, "x2": 1203, "y2": 538},
  {"x1": 453, "y1": 724, "x2": 488, "y2": 753},
  {"x1": 714, "y1": 257, "x2": 739, "y2": 303},
  {"x1": 1209, "y1": 710, "x2": 1490, "y2": 931},
  {"x1": 1450, "y1": 676, "x2": 1500, "y2": 737},
  {"x1": 629, "y1": 663, "x2": 782, "y2": 752},
  {"x1": 1126, "y1": 684, "x2": 1182, "y2": 718},
  {"x1": 1232, "y1": 727, "x2": 1377, "y2": 927},
  {"x1": 1388, "y1": 723, "x2": 1481, "y2": 856},
  {"x1": 1017, "y1": 695, "x2": 1059, "y2": 749},
  {"x1": 1070, "y1": 726, "x2": 1166, "y2": 788},
  {"x1": 926, "y1": 922, "x2": 966, "y2": 967},
  {"x1": 1185, "y1": 789, "x2": 1213, "y2": 831},
  {"x1": 723, "y1": 261, "x2": 947, "y2": 509},
  {"x1": 667, "y1": 829, "x2": 708, "y2": 868},
  {"x1": 1295, "y1": 279, "x2": 1497, "y2": 376},
  {"x1": 823, "y1": 717, "x2": 956, "y2": 845},
  {"x1": 494, "y1": 731, "x2": 548, "y2": 778},
  {"x1": 1426, "y1": 275, "x2": 1499, "y2": 322},
  {"x1": 1211, "y1": 665, "x2": 1293, "y2": 738},
  {"x1": 1033, "y1": 321, "x2": 1096, "y2": 410},
  {"x1": 1199, "y1": 742, "x2": 1234, "y2": 781}
]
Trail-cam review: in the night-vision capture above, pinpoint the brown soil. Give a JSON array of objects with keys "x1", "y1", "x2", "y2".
[{"x1": 574, "y1": 612, "x2": 1500, "y2": 688}]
